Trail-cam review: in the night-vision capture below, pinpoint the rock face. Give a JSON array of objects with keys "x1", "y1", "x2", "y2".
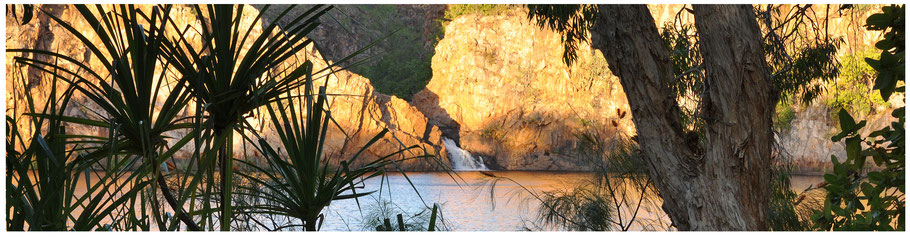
[
  {"x1": 779, "y1": 96, "x2": 904, "y2": 175},
  {"x1": 416, "y1": 8, "x2": 634, "y2": 170},
  {"x1": 779, "y1": 105, "x2": 846, "y2": 174},
  {"x1": 7, "y1": 4, "x2": 116, "y2": 144},
  {"x1": 768, "y1": 5, "x2": 904, "y2": 174},
  {"x1": 249, "y1": 5, "x2": 633, "y2": 171}
]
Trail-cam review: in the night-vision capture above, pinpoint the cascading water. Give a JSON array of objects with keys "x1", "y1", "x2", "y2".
[{"x1": 442, "y1": 137, "x2": 489, "y2": 171}]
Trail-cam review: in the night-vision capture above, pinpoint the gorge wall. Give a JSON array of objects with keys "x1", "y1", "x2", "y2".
[
  {"x1": 6, "y1": 4, "x2": 902, "y2": 172},
  {"x1": 417, "y1": 8, "x2": 633, "y2": 170}
]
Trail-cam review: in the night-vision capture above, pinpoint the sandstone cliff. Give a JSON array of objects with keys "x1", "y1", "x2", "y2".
[{"x1": 416, "y1": 7, "x2": 633, "y2": 170}]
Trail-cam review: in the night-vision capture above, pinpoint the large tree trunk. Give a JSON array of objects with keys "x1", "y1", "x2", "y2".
[
  {"x1": 692, "y1": 5, "x2": 775, "y2": 230},
  {"x1": 590, "y1": 5, "x2": 773, "y2": 230}
]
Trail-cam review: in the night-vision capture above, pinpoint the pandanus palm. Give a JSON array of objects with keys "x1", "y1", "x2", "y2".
[
  {"x1": 160, "y1": 4, "x2": 335, "y2": 230},
  {"x1": 8, "y1": 5, "x2": 198, "y2": 230},
  {"x1": 235, "y1": 82, "x2": 424, "y2": 231},
  {"x1": 6, "y1": 66, "x2": 150, "y2": 230}
]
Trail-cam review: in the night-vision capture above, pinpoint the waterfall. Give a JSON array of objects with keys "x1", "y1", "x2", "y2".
[{"x1": 441, "y1": 137, "x2": 489, "y2": 171}]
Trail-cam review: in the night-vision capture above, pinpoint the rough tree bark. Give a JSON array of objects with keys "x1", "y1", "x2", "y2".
[{"x1": 589, "y1": 5, "x2": 773, "y2": 230}]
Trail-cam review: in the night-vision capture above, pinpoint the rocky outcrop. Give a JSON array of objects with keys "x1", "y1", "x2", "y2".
[
  {"x1": 416, "y1": 8, "x2": 634, "y2": 170},
  {"x1": 249, "y1": 5, "x2": 637, "y2": 171},
  {"x1": 313, "y1": 71, "x2": 447, "y2": 170},
  {"x1": 779, "y1": 95, "x2": 904, "y2": 175},
  {"x1": 410, "y1": 90, "x2": 462, "y2": 145}
]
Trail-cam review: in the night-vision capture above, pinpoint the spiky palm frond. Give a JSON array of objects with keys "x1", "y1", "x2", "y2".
[
  {"x1": 234, "y1": 82, "x2": 423, "y2": 231},
  {"x1": 6, "y1": 65, "x2": 149, "y2": 231},
  {"x1": 159, "y1": 4, "x2": 334, "y2": 230}
]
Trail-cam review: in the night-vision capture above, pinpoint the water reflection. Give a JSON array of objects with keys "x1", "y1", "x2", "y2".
[
  {"x1": 322, "y1": 172, "x2": 824, "y2": 231},
  {"x1": 35, "y1": 171, "x2": 824, "y2": 231}
]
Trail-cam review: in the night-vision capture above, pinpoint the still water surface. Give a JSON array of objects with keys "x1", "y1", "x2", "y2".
[
  {"x1": 319, "y1": 171, "x2": 823, "y2": 231},
  {"x1": 322, "y1": 171, "x2": 592, "y2": 231},
  {"x1": 47, "y1": 171, "x2": 822, "y2": 231}
]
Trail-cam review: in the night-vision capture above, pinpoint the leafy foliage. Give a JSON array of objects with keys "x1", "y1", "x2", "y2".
[
  {"x1": 811, "y1": 4, "x2": 904, "y2": 231},
  {"x1": 331, "y1": 5, "x2": 438, "y2": 100},
  {"x1": 773, "y1": 102, "x2": 797, "y2": 131},
  {"x1": 10, "y1": 5, "x2": 194, "y2": 161},
  {"x1": 825, "y1": 49, "x2": 890, "y2": 120},
  {"x1": 812, "y1": 109, "x2": 905, "y2": 230},
  {"x1": 661, "y1": 22, "x2": 703, "y2": 100},
  {"x1": 660, "y1": 22, "x2": 705, "y2": 133},
  {"x1": 537, "y1": 183, "x2": 615, "y2": 231},
  {"x1": 864, "y1": 5, "x2": 905, "y2": 100},
  {"x1": 756, "y1": 5, "x2": 842, "y2": 106},
  {"x1": 358, "y1": 47, "x2": 433, "y2": 100},
  {"x1": 771, "y1": 42, "x2": 841, "y2": 105},
  {"x1": 444, "y1": 4, "x2": 516, "y2": 20}
]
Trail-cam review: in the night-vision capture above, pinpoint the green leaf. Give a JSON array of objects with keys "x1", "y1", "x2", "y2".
[
  {"x1": 865, "y1": 13, "x2": 893, "y2": 29},
  {"x1": 824, "y1": 173, "x2": 841, "y2": 185},
  {"x1": 832, "y1": 109, "x2": 862, "y2": 141},
  {"x1": 865, "y1": 57, "x2": 881, "y2": 70},
  {"x1": 874, "y1": 71, "x2": 897, "y2": 100},
  {"x1": 845, "y1": 136, "x2": 862, "y2": 161},
  {"x1": 838, "y1": 108, "x2": 856, "y2": 130},
  {"x1": 875, "y1": 39, "x2": 895, "y2": 50}
]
